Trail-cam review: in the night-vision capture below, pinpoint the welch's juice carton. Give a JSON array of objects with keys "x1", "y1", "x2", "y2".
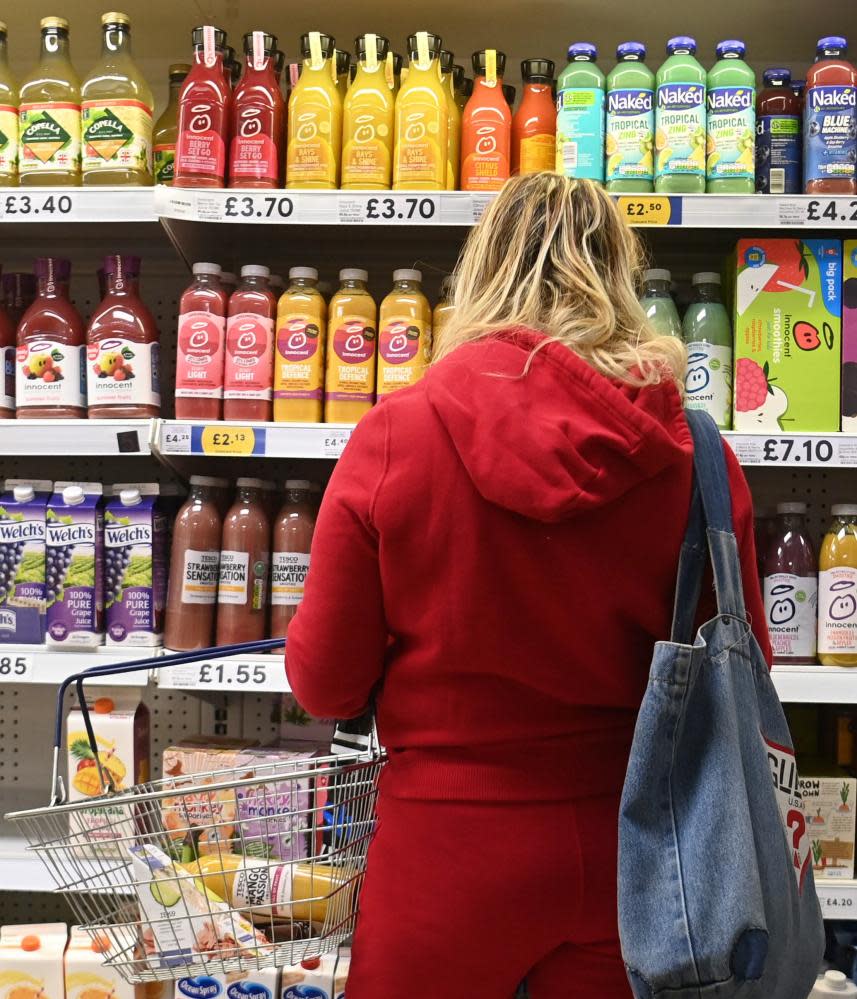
[
  {"x1": 46, "y1": 482, "x2": 104, "y2": 649},
  {"x1": 105, "y1": 484, "x2": 166, "y2": 647},
  {"x1": 0, "y1": 479, "x2": 51, "y2": 644}
]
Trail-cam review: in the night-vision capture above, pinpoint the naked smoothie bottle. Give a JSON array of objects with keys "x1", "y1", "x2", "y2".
[
  {"x1": 763, "y1": 502, "x2": 817, "y2": 665},
  {"x1": 804, "y1": 36, "x2": 857, "y2": 194}
]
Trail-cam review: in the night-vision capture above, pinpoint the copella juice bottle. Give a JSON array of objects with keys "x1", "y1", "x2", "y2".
[
  {"x1": 273, "y1": 267, "x2": 327, "y2": 423},
  {"x1": 324, "y1": 268, "x2": 377, "y2": 424},
  {"x1": 287, "y1": 32, "x2": 342, "y2": 189},
  {"x1": 705, "y1": 40, "x2": 756, "y2": 194},
  {"x1": 819, "y1": 504, "x2": 857, "y2": 666},
  {"x1": 605, "y1": 43, "x2": 655, "y2": 192},
  {"x1": 229, "y1": 31, "x2": 284, "y2": 188},
  {"x1": 763, "y1": 502, "x2": 817, "y2": 665},
  {"x1": 439, "y1": 49, "x2": 461, "y2": 189},
  {"x1": 393, "y1": 31, "x2": 448, "y2": 190},
  {"x1": 153, "y1": 64, "x2": 190, "y2": 185},
  {"x1": 224, "y1": 264, "x2": 276, "y2": 422},
  {"x1": 175, "y1": 262, "x2": 227, "y2": 420},
  {"x1": 654, "y1": 37, "x2": 706, "y2": 193},
  {"x1": 377, "y1": 269, "x2": 431, "y2": 397},
  {"x1": 342, "y1": 33, "x2": 394, "y2": 190},
  {"x1": 804, "y1": 36, "x2": 857, "y2": 195},
  {"x1": 0, "y1": 22, "x2": 18, "y2": 185},
  {"x1": 511, "y1": 58, "x2": 556, "y2": 176},
  {"x1": 461, "y1": 49, "x2": 512, "y2": 192}
]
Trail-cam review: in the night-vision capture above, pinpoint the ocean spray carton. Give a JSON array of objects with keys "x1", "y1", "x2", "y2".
[
  {"x1": 733, "y1": 238, "x2": 842, "y2": 431},
  {"x1": 105, "y1": 484, "x2": 167, "y2": 647},
  {"x1": 0, "y1": 480, "x2": 51, "y2": 644},
  {"x1": 46, "y1": 482, "x2": 104, "y2": 649},
  {"x1": 175, "y1": 967, "x2": 280, "y2": 999},
  {"x1": 843, "y1": 241, "x2": 857, "y2": 431}
]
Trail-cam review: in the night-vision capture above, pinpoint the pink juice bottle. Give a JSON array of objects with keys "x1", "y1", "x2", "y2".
[{"x1": 762, "y1": 501, "x2": 818, "y2": 664}]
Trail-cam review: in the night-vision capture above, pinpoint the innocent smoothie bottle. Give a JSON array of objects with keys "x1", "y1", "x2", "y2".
[
  {"x1": 606, "y1": 43, "x2": 655, "y2": 192},
  {"x1": 19, "y1": 18, "x2": 81, "y2": 186},
  {"x1": 153, "y1": 64, "x2": 189, "y2": 185},
  {"x1": 511, "y1": 59, "x2": 556, "y2": 176},
  {"x1": 682, "y1": 273, "x2": 733, "y2": 430},
  {"x1": 342, "y1": 33, "x2": 394, "y2": 190},
  {"x1": 324, "y1": 268, "x2": 377, "y2": 424},
  {"x1": 216, "y1": 477, "x2": 270, "y2": 645},
  {"x1": 655, "y1": 37, "x2": 706, "y2": 194},
  {"x1": 640, "y1": 268, "x2": 681, "y2": 339},
  {"x1": 461, "y1": 49, "x2": 512, "y2": 192},
  {"x1": 81, "y1": 13, "x2": 154, "y2": 186},
  {"x1": 273, "y1": 267, "x2": 327, "y2": 423},
  {"x1": 804, "y1": 36, "x2": 857, "y2": 195},
  {"x1": 439, "y1": 49, "x2": 461, "y2": 189},
  {"x1": 174, "y1": 26, "x2": 231, "y2": 188},
  {"x1": 175, "y1": 262, "x2": 227, "y2": 420},
  {"x1": 763, "y1": 502, "x2": 817, "y2": 665},
  {"x1": 229, "y1": 31, "x2": 284, "y2": 188},
  {"x1": 287, "y1": 32, "x2": 341, "y2": 189},
  {"x1": 377, "y1": 269, "x2": 431, "y2": 397},
  {"x1": 270, "y1": 479, "x2": 316, "y2": 639},
  {"x1": 556, "y1": 43, "x2": 605, "y2": 182},
  {"x1": 164, "y1": 475, "x2": 222, "y2": 650},
  {"x1": 0, "y1": 23, "x2": 18, "y2": 185},
  {"x1": 16, "y1": 258, "x2": 86, "y2": 418},
  {"x1": 819, "y1": 504, "x2": 857, "y2": 666},
  {"x1": 705, "y1": 40, "x2": 755, "y2": 194},
  {"x1": 393, "y1": 31, "x2": 448, "y2": 190},
  {"x1": 87, "y1": 254, "x2": 160, "y2": 419},
  {"x1": 224, "y1": 264, "x2": 276, "y2": 422},
  {"x1": 755, "y1": 68, "x2": 802, "y2": 194}
]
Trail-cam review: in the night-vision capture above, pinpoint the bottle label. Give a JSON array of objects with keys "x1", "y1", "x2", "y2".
[
  {"x1": 377, "y1": 317, "x2": 430, "y2": 395},
  {"x1": 227, "y1": 859, "x2": 294, "y2": 915},
  {"x1": 273, "y1": 315, "x2": 324, "y2": 401},
  {"x1": 705, "y1": 86, "x2": 755, "y2": 181},
  {"x1": 154, "y1": 143, "x2": 175, "y2": 184},
  {"x1": 518, "y1": 133, "x2": 555, "y2": 174},
  {"x1": 217, "y1": 550, "x2": 249, "y2": 605},
  {"x1": 683, "y1": 343, "x2": 733, "y2": 429},
  {"x1": 180, "y1": 549, "x2": 219, "y2": 604},
  {"x1": 393, "y1": 100, "x2": 445, "y2": 187},
  {"x1": 0, "y1": 104, "x2": 18, "y2": 176},
  {"x1": 16, "y1": 339, "x2": 85, "y2": 409},
  {"x1": 19, "y1": 102, "x2": 80, "y2": 175},
  {"x1": 1, "y1": 345, "x2": 14, "y2": 411},
  {"x1": 271, "y1": 552, "x2": 310, "y2": 605},
  {"x1": 804, "y1": 85, "x2": 857, "y2": 183},
  {"x1": 81, "y1": 100, "x2": 153, "y2": 175},
  {"x1": 326, "y1": 318, "x2": 377, "y2": 402},
  {"x1": 86, "y1": 338, "x2": 160, "y2": 409},
  {"x1": 230, "y1": 105, "x2": 280, "y2": 182},
  {"x1": 461, "y1": 115, "x2": 511, "y2": 191},
  {"x1": 606, "y1": 88, "x2": 654, "y2": 182},
  {"x1": 177, "y1": 99, "x2": 226, "y2": 181},
  {"x1": 764, "y1": 573, "x2": 817, "y2": 659},
  {"x1": 655, "y1": 83, "x2": 706, "y2": 178},
  {"x1": 175, "y1": 311, "x2": 227, "y2": 399},
  {"x1": 224, "y1": 313, "x2": 274, "y2": 401},
  {"x1": 755, "y1": 115, "x2": 801, "y2": 194},
  {"x1": 286, "y1": 96, "x2": 337, "y2": 185},
  {"x1": 342, "y1": 94, "x2": 393, "y2": 187},
  {"x1": 818, "y1": 566, "x2": 857, "y2": 654},
  {"x1": 556, "y1": 87, "x2": 605, "y2": 181}
]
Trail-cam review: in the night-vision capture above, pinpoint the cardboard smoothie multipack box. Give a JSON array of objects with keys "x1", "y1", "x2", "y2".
[
  {"x1": 0, "y1": 479, "x2": 51, "y2": 644},
  {"x1": 843, "y1": 240, "x2": 857, "y2": 431},
  {"x1": 733, "y1": 238, "x2": 842, "y2": 431},
  {"x1": 799, "y1": 775, "x2": 857, "y2": 880}
]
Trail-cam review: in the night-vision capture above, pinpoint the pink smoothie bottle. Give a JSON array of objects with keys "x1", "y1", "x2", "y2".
[{"x1": 762, "y1": 501, "x2": 817, "y2": 664}]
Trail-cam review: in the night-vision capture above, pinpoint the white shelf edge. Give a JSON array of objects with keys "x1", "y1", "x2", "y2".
[
  {"x1": 0, "y1": 419, "x2": 152, "y2": 456},
  {"x1": 772, "y1": 665, "x2": 857, "y2": 704},
  {"x1": 0, "y1": 646, "x2": 157, "y2": 685},
  {"x1": 156, "y1": 651, "x2": 288, "y2": 693},
  {"x1": 815, "y1": 877, "x2": 857, "y2": 919},
  {"x1": 154, "y1": 419, "x2": 353, "y2": 459},
  {"x1": 0, "y1": 187, "x2": 156, "y2": 224}
]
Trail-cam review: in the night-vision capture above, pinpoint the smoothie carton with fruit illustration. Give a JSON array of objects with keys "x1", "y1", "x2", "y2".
[
  {"x1": 733, "y1": 238, "x2": 842, "y2": 431},
  {"x1": 842, "y1": 241, "x2": 857, "y2": 431},
  {"x1": 46, "y1": 483, "x2": 104, "y2": 650},
  {"x1": 0, "y1": 480, "x2": 51, "y2": 645},
  {"x1": 798, "y1": 775, "x2": 857, "y2": 879},
  {"x1": 105, "y1": 484, "x2": 166, "y2": 648},
  {"x1": 0, "y1": 923, "x2": 68, "y2": 999},
  {"x1": 67, "y1": 697, "x2": 150, "y2": 856},
  {"x1": 64, "y1": 926, "x2": 135, "y2": 999}
]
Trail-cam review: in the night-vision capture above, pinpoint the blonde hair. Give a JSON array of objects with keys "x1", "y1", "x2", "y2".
[{"x1": 433, "y1": 174, "x2": 686, "y2": 389}]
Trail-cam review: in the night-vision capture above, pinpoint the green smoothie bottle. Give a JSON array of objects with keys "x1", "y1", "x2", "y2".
[
  {"x1": 682, "y1": 272, "x2": 733, "y2": 429},
  {"x1": 556, "y1": 43, "x2": 605, "y2": 183},
  {"x1": 655, "y1": 36, "x2": 706, "y2": 193},
  {"x1": 706, "y1": 40, "x2": 755, "y2": 193},
  {"x1": 640, "y1": 268, "x2": 682, "y2": 338},
  {"x1": 606, "y1": 42, "x2": 654, "y2": 192}
]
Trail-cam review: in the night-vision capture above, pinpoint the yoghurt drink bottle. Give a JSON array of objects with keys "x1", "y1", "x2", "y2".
[
  {"x1": 556, "y1": 42, "x2": 605, "y2": 182},
  {"x1": 655, "y1": 37, "x2": 706, "y2": 193},
  {"x1": 706, "y1": 40, "x2": 756, "y2": 194},
  {"x1": 605, "y1": 42, "x2": 654, "y2": 192},
  {"x1": 763, "y1": 502, "x2": 817, "y2": 665},
  {"x1": 270, "y1": 480, "x2": 316, "y2": 639},
  {"x1": 216, "y1": 478, "x2": 270, "y2": 646}
]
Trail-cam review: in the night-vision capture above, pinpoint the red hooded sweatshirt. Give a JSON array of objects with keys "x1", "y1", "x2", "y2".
[{"x1": 286, "y1": 329, "x2": 770, "y2": 802}]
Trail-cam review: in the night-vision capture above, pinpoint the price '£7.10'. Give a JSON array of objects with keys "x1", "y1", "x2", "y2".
[{"x1": 762, "y1": 438, "x2": 835, "y2": 464}]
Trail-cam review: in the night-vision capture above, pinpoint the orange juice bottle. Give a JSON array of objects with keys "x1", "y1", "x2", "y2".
[
  {"x1": 439, "y1": 49, "x2": 461, "y2": 189},
  {"x1": 461, "y1": 49, "x2": 512, "y2": 191},
  {"x1": 342, "y1": 33, "x2": 394, "y2": 190},
  {"x1": 324, "y1": 269, "x2": 377, "y2": 424},
  {"x1": 377, "y1": 269, "x2": 432, "y2": 397},
  {"x1": 286, "y1": 32, "x2": 341, "y2": 189},
  {"x1": 393, "y1": 31, "x2": 447, "y2": 190},
  {"x1": 273, "y1": 267, "x2": 327, "y2": 423},
  {"x1": 819, "y1": 504, "x2": 857, "y2": 667}
]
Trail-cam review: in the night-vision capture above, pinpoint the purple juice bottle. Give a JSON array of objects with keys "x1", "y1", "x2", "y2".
[{"x1": 762, "y1": 501, "x2": 817, "y2": 664}]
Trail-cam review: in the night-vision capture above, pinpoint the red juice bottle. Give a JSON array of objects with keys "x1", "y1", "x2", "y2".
[
  {"x1": 175, "y1": 26, "x2": 232, "y2": 188},
  {"x1": 512, "y1": 58, "x2": 556, "y2": 175},
  {"x1": 229, "y1": 31, "x2": 284, "y2": 188},
  {"x1": 224, "y1": 265, "x2": 276, "y2": 422},
  {"x1": 175, "y1": 262, "x2": 228, "y2": 421},
  {"x1": 804, "y1": 35, "x2": 857, "y2": 195},
  {"x1": 16, "y1": 258, "x2": 86, "y2": 419},
  {"x1": 0, "y1": 266, "x2": 14, "y2": 418},
  {"x1": 763, "y1": 501, "x2": 818, "y2": 664}
]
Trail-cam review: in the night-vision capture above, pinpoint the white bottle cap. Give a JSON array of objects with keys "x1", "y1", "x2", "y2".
[
  {"x1": 340, "y1": 268, "x2": 368, "y2": 282},
  {"x1": 119, "y1": 488, "x2": 142, "y2": 506},
  {"x1": 692, "y1": 272, "x2": 721, "y2": 285},
  {"x1": 62, "y1": 485, "x2": 85, "y2": 505},
  {"x1": 190, "y1": 475, "x2": 226, "y2": 487},
  {"x1": 257, "y1": 480, "x2": 276, "y2": 491},
  {"x1": 817, "y1": 971, "x2": 854, "y2": 993},
  {"x1": 12, "y1": 485, "x2": 35, "y2": 502},
  {"x1": 286, "y1": 479, "x2": 311, "y2": 490},
  {"x1": 832, "y1": 505, "x2": 857, "y2": 517},
  {"x1": 241, "y1": 264, "x2": 270, "y2": 279},
  {"x1": 643, "y1": 268, "x2": 671, "y2": 282},
  {"x1": 193, "y1": 262, "x2": 222, "y2": 276},
  {"x1": 393, "y1": 268, "x2": 422, "y2": 283},
  {"x1": 236, "y1": 477, "x2": 268, "y2": 489},
  {"x1": 289, "y1": 267, "x2": 318, "y2": 281},
  {"x1": 777, "y1": 502, "x2": 806, "y2": 514}
]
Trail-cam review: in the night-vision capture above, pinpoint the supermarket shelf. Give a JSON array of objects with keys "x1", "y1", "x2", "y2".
[
  {"x1": 771, "y1": 665, "x2": 857, "y2": 704},
  {"x1": 155, "y1": 420, "x2": 352, "y2": 459},
  {"x1": 0, "y1": 187, "x2": 156, "y2": 224},
  {"x1": 156, "y1": 652, "x2": 288, "y2": 692},
  {"x1": 0, "y1": 419, "x2": 153, "y2": 456},
  {"x1": 815, "y1": 878, "x2": 857, "y2": 919},
  {"x1": 722, "y1": 432, "x2": 857, "y2": 469},
  {"x1": 0, "y1": 646, "x2": 156, "y2": 685}
]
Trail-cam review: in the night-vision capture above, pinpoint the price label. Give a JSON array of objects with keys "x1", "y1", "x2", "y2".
[
  {"x1": 195, "y1": 425, "x2": 266, "y2": 456},
  {"x1": 160, "y1": 424, "x2": 192, "y2": 454},
  {"x1": 724, "y1": 434, "x2": 857, "y2": 468},
  {"x1": 0, "y1": 192, "x2": 74, "y2": 220},
  {"x1": 338, "y1": 194, "x2": 439, "y2": 224},
  {"x1": 616, "y1": 196, "x2": 678, "y2": 226},
  {"x1": 322, "y1": 429, "x2": 352, "y2": 457},
  {"x1": 223, "y1": 193, "x2": 295, "y2": 221},
  {"x1": 158, "y1": 658, "x2": 286, "y2": 692},
  {"x1": 0, "y1": 654, "x2": 34, "y2": 682},
  {"x1": 804, "y1": 198, "x2": 857, "y2": 226},
  {"x1": 819, "y1": 890, "x2": 855, "y2": 911},
  {"x1": 761, "y1": 437, "x2": 836, "y2": 465}
]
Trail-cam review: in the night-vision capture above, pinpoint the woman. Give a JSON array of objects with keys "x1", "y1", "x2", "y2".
[{"x1": 286, "y1": 174, "x2": 770, "y2": 998}]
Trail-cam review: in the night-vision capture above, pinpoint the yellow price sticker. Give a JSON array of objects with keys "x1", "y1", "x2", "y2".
[
  {"x1": 200, "y1": 426, "x2": 258, "y2": 456},
  {"x1": 616, "y1": 196, "x2": 673, "y2": 226}
]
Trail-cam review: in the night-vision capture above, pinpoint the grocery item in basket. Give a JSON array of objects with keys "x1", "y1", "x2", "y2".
[
  {"x1": 175, "y1": 966, "x2": 279, "y2": 999},
  {"x1": 65, "y1": 926, "x2": 135, "y2": 999},
  {"x1": 799, "y1": 776, "x2": 857, "y2": 879},
  {"x1": 843, "y1": 241, "x2": 857, "y2": 431},
  {"x1": 0, "y1": 923, "x2": 67, "y2": 999},
  {"x1": 733, "y1": 238, "x2": 842, "y2": 432},
  {"x1": 0, "y1": 480, "x2": 51, "y2": 645},
  {"x1": 281, "y1": 950, "x2": 349, "y2": 999}
]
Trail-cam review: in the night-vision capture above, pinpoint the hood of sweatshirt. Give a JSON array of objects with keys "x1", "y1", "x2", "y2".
[{"x1": 424, "y1": 328, "x2": 692, "y2": 523}]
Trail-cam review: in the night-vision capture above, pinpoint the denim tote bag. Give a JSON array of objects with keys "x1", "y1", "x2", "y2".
[{"x1": 618, "y1": 409, "x2": 824, "y2": 999}]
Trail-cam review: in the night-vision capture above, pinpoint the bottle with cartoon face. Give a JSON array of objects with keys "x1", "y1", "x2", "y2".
[
  {"x1": 763, "y1": 502, "x2": 817, "y2": 665},
  {"x1": 819, "y1": 504, "x2": 857, "y2": 666},
  {"x1": 682, "y1": 272, "x2": 733, "y2": 429}
]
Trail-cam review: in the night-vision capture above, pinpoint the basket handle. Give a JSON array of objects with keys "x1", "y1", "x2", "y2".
[{"x1": 51, "y1": 638, "x2": 285, "y2": 806}]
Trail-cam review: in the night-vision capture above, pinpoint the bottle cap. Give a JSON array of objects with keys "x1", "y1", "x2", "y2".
[
  {"x1": 20, "y1": 936, "x2": 40, "y2": 953},
  {"x1": 35, "y1": 257, "x2": 72, "y2": 281},
  {"x1": 169, "y1": 63, "x2": 192, "y2": 78},
  {"x1": 103, "y1": 254, "x2": 140, "y2": 275},
  {"x1": 289, "y1": 266, "x2": 318, "y2": 281},
  {"x1": 643, "y1": 268, "x2": 671, "y2": 282},
  {"x1": 120, "y1": 488, "x2": 142, "y2": 506},
  {"x1": 461, "y1": 77, "x2": 474, "y2": 97},
  {"x1": 94, "y1": 697, "x2": 115, "y2": 714},
  {"x1": 453, "y1": 64, "x2": 465, "y2": 88},
  {"x1": 392, "y1": 53, "x2": 403, "y2": 75},
  {"x1": 568, "y1": 42, "x2": 597, "y2": 61},
  {"x1": 716, "y1": 39, "x2": 746, "y2": 59},
  {"x1": 817, "y1": 36, "x2": 848, "y2": 54},
  {"x1": 691, "y1": 272, "x2": 721, "y2": 285},
  {"x1": 439, "y1": 49, "x2": 454, "y2": 74},
  {"x1": 189, "y1": 475, "x2": 226, "y2": 487},
  {"x1": 821, "y1": 972, "x2": 852, "y2": 992},
  {"x1": 393, "y1": 269, "x2": 422, "y2": 283},
  {"x1": 0, "y1": 22, "x2": 7, "y2": 35},
  {"x1": 300, "y1": 32, "x2": 335, "y2": 59},
  {"x1": 340, "y1": 268, "x2": 368, "y2": 282},
  {"x1": 777, "y1": 502, "x2": 806, "y2": 514},
  {"x1": 275, "y1": 50, "x2": 285, "y2": 75},
  {"x1": 241, "y1": 264, "x2": 270, "y2": 279},
  {"x1": 13, "y1": 485, "x2": 35, "y2": 502},
  {"x1": 236, "y1": 477, "x2": 268, "y2": 489},
  {"x1": 406, "y1": 33, "x2": 442, "y2": 59},
  {"x1": 191, "y1": 26, "x2": 227, "y2": 50},
  {"x1": 101, "y1": 12, "x2": 131, "y2": 27},
  {"x1": 257, "y1": 479, "x2": 276, "y2": 491},
  {"x1": 762, "y1": 67, "x2": 792, "y2": 86},
  {"x1": 63, "y1": 486, "x2": 85, "y2": 506},
  {"x1": 336, "y1": 49, "x2": 351, "y2": 75},
  {"x1": 40, "y1": 17, "x2": 69, "y2": 31},
  {"x1": 301, "y1": 958, "x2": 322, "y2": 971},
  {"x1": 521, "y1": 58, "x2": 555, "y2": 83},
  {"x1": 792, "y1": 79, "x2": 806, "y2": 94},
  {"x1": 667, "y1": 36, "x2": 697, "y2": 55},
  {"x1": 286, "y1": 479, "x2": 311, "y2": 490},
  {"x1": 242, "y1": 31, "x2": 277, "y2": 56},
  {"x1": 472, "y1": 49, "x2": 507, "y2": 75},
  {"x1": 355, "y1": 33, "x2": 390, "y2": 61},
  {"x1": 832, "y1": 504, "x2": 857, "y2": 517},
  {"x1": 192, "y1": 262, "x2": 222, "y2": 276},
  {"x1": 503, "y1": 83, "x2": 516, "y2": 104},
  {"x1": 616, "y1": 41, "x2": 646, "y2": 60}
]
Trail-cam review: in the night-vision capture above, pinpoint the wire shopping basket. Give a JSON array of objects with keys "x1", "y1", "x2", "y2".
[{"x1": 5, "y1": 639, "x2": 385, "y2": 984}]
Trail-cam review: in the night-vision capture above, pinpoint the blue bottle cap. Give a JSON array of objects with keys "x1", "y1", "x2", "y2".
[
  {"x1": 666, "y1": 36, "x2": 697, "y2": 55},
  {"x1": 762, "y1": 67, "x2": 792, "y2": 86},
  {"x1": 791, "y1": 79, "x2": 806, "y2": 94},
  {"x1": 616, "y1": 41, "x2": 646, "y2": 61},
  {"x1": 716, "y1": 39, "x2": 746, "y2": 59},
  {"x1": 568, "y1": 42, "x2": 597, "y2": 61},
  {"x1": 817, "y1": 35, "x2": 848, "y2": 54}
]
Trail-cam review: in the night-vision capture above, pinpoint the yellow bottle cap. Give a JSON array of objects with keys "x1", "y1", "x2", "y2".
[
  {"x1": 169, "y1": 63, "x2": 191, "y2": 76},
  {"x1": 41, "y1": 17, "x2": 69, "y2": 31},
  {"x1": 101, "y1": 11, "x2": 130, "y2": 26},
  {"x1": 0, "y1": 22, "x2": 7, "y2": 34}
]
